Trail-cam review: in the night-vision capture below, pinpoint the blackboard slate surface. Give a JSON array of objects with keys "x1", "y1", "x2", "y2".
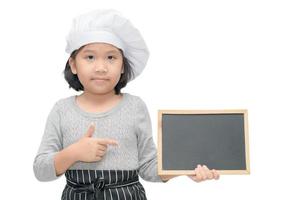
[{"x1": 158, "y1": 110, "x2": 250, "y2": 175}]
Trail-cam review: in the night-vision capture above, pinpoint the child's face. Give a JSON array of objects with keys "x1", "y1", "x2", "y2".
[{"x1": 69, "y1": 42, "x2": 124, "y2": 95}]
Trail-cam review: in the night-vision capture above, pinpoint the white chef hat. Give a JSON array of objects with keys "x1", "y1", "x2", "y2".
[{"x1": 65, "y1": 9, "x2": 149, "y2": 81}]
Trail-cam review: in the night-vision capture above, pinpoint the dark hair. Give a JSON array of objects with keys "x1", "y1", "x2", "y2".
[{"x1": 63, "y1": 46, "x2": 134, "y2": 95}]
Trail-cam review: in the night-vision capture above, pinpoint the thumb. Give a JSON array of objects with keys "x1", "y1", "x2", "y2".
[{"x1": 84, "y1": 123, "x2": 95, "y2": 137}]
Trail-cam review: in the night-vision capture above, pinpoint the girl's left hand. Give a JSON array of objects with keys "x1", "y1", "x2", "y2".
[{"x1": 188, "y1": 165, "x2": 220, "y2": 183}]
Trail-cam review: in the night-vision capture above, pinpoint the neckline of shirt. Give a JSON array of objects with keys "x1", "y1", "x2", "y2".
[{"x1": 71, "y1": 92, "x2": 129, "y2": 119}]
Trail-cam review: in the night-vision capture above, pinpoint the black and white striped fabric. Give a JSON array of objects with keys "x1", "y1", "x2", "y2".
[{"x1": 61, "y1": 169, "x2": 147, "y2": 200}]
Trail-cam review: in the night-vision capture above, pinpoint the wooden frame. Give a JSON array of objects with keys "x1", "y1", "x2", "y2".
[{"x1": 157, "y1": 109, "x2": 250, "y2": 175}]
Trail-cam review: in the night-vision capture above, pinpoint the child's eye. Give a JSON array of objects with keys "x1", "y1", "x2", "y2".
[
  {"x1": 85, "y1": 55, "x2": 95, "y2": 61},
  {"x1": 107, "y1": 55, "x2": 116, "y2": 60}
]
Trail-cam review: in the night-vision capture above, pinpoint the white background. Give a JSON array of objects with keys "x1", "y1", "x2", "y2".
[{"x1": 0, "y1": 0, "x2": 288, "y2": 199}]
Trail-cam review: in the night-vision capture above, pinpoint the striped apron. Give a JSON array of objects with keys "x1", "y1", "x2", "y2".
[{"x1": 61, "y1": 169, "x2": 147, "y2": 200}]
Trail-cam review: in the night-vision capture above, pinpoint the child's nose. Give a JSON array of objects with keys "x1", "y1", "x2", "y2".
[{"x1": 94, "y1": 61, "x2": 108, "y2": 73}]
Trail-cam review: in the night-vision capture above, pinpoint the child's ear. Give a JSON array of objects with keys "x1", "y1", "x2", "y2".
[
  {"x1": 69, "y1": 57, "x2": 77, "y2": 75},
  {"x1": 121, "y1": 65, "x2": 124, "y2": 74}
]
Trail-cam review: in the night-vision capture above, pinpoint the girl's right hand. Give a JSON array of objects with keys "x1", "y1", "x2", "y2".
[{"x1": 71, "y1": 123, "x2": 118, "y2": 163}]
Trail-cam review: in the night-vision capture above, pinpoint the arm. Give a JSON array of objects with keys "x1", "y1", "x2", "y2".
[
  {"x1": 33, "y1": 102, "x2": 66, "y2": 181},
  {"x1": 54, "y1": 144, "x2": 78, "y2": 176},
  {"x1": 159, "y1": 175, "x2": 179, "y2": 182},
  {"x1": 135, "y1": 97, "x2": 167, "y2": 183}
]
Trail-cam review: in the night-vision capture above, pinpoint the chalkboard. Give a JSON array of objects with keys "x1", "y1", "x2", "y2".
[{"x1": 157, "y1": 110, "x2": 250, "y2": 175}]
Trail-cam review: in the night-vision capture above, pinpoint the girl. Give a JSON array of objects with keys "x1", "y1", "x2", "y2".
[{"x1": 33, "y1": 9, "x2": 220, "y2": 200}]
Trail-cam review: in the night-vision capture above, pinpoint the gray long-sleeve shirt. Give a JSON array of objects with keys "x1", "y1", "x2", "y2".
[{"x1": 33, "y1": 93, "x2": 164, "y2": 183}]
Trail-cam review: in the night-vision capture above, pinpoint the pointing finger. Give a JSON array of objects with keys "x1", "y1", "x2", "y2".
[{"x1": 98, "y1": 138, "x2": 118, "y2": 146}]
